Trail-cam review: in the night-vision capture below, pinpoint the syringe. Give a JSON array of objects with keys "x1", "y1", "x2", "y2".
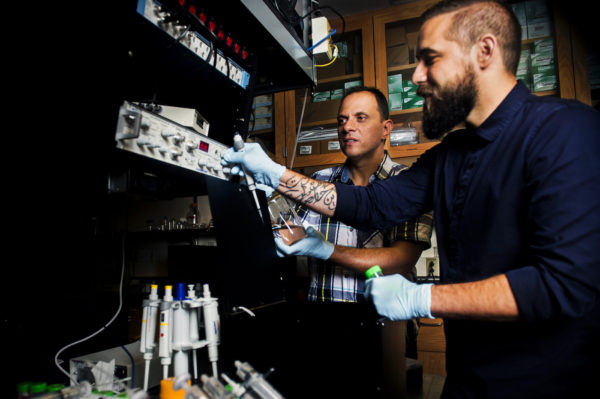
[{"x1": 233, "y1": 133, "x2": 264, "y2": 221}]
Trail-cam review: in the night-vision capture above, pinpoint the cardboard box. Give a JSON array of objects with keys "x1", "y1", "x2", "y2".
[
  {"x1": 313, "y1": 91, "x2": 331, "y2": 102},
  {"x1": 387, "y1": 44, "x2": 410, "y2": 67},
  {"x1": 386, "y1": 25, "x2": 407, "y2": 47},
  {"x1": 519, "y1": 49, "x2": 531, "y2": 69},
  {"x1": 533, "y1": 75, "x2": 557, "y2": 92},
  {"x1": 253, "y1": 106, "x2": 272, "y2": 118},
  {"x1": 403, "y1": 96, "x2": 424, "y2": 109},
  {"x1": 390, "y1": 128, "x2": 418, "y2": 146},
  {"x1": 403, "y1": 80, "x2": 419, "y2": 97},
  {"x1": 317, "y1": 57, "x2": 348, "y2": 79},
  {"x1": 320, "y1": 139, "x2": 341, "y2": 154},
  {"x1": 251, "y1": 117, "x2": 272, "y2": 131},
  {"x1": 312, "y1": 16, "x2": 333, "y2": 64},
  {"x1": 532, "y1": 63, "x2": 555, "y2": 76},
  {"x1": 252, "y1": 94, "x2": 272, "y2": 107},
  {"x1": 344, "y1": 80, "x2": 363, "y2": 93},
  {"x1": 388, "y1": 73, "x2": 403, "y2": 94},
  {"x1": 406, "y1": 31, "x2": 419, "y2": 64},
  {"x1": 296, "y1": 98, "x2": 341, "y2": 123},
  {"x1": 296, "y1": 142, "x2": 320, "y2": 156},
  {"x1": 527, "y1": 20, "x2": 551, "y2": 39},
  {"x1": 389, "y1": 92, "x2": 403, "y2": 111},
  {"x1": 531, "y1": 51, "x2": 554, "y2": 67},
  {"x1": 534, "y1": 38, "x2": 554, "y2": 54},
  {"x1": 532, "y1": 60, "x2": 556, "y2": 91},
  {"x1": 330, "y1": 89, "x2": 344, "y2": 100},
  {"x1": 157, "y1": 105, "x2": 210, "y2": 136}
]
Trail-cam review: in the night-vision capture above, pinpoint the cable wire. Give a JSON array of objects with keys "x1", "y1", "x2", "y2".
[
  {"x1": 316, "y1": 44, "x2": 338, "y2": 67},
  {"x1": 54, "y1": 233, "x2": 126, "y2": 384}
]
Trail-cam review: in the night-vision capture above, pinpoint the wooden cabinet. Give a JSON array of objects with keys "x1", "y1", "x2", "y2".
[
  {"x1": 550, "y1": 0, "x2": 598, "y2": 108},
  {"x1": 272, "y1": 0, "x2": 591, "y2": 171},
  {"x1": 417, "y1": 317, "x2": 447, "y2": 376},
  {"x1": 278, "y1": 10, "x2": 376, "y2": 169},
  {"x1": 372, "y1": 0, "x2": 441, "y2": 163}
]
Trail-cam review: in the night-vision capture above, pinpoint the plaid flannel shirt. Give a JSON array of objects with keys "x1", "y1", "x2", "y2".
[{"x1": 296, "y1": 152, "x2": 433, "y2": 303}]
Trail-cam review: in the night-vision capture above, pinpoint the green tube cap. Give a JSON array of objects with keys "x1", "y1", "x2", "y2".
[
  {"x1": 29, "y1": 382, "x2": 47, "y2": 394},
  {"x1": 365, "y1": 265, "x2": 383, "y2": 279},
  {"x1": 47, "y1": 384, "x2": 65, "y2": 392}
]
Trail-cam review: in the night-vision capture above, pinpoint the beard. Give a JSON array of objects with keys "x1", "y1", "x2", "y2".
[{"x1": 418, "y1": 65, "x2": 477, "y2": 140}]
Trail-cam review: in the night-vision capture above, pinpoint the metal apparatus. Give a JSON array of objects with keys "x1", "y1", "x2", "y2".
[
  {"x1": 170, "y1": 360, "x2": 285, "y2": 399},
  {"x1": 115, "y1": 101, "x2": 232, "y2": 182}
]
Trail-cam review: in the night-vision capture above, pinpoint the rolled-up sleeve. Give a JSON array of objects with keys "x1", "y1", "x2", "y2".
[
  {"x1": 334, "y1": 148, "x2": 437, "y2": 231},
  {"x1": 506, "y1": 105, "x2": 600, "y2": 322}
]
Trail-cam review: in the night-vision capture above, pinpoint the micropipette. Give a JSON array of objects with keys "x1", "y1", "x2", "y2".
[{"x1": 233, "y1": 133, "x2": 264, "y2": 221}]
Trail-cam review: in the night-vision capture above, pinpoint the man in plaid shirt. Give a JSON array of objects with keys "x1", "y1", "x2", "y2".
[{"x1": 276, "y1": 86, "x2": 433, "y2": 398}]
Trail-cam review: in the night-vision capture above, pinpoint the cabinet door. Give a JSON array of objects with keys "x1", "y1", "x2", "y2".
[
  {"x1": 551, "y1": 0, "x2": 597, "y2": 107},
  {"x1": 373, "y1": 0, "x2": 440, "y2": 164},
  {"x1": 417, "y1": 317, "x2": 447, "y2": 376},
  {"x1": 282, "y1": 11, "x2": 376, "y2": 170}
]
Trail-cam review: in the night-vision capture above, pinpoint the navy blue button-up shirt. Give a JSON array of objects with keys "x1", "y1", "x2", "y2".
[{"x1": 334, "y1": 82, "x2": 600, "y2": 398}]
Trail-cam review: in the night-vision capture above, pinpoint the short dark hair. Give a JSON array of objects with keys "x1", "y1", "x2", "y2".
[
  {"x1": 341, "y1": 86, "x2": 390, "y2": 121},
  {"x1": 422, "y1": 0, "x2": 522, "y2": 74}
]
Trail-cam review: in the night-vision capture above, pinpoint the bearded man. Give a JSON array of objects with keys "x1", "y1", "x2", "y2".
[{"x1": 222, "y1": 1, "x2": 600, "y2": 397}]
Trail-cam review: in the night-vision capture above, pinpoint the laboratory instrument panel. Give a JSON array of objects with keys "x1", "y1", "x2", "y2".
[
  {"x1": 136, "y1": 0, "x2": 251, "y2": 90},
  {"x1": 115, "y1": 101, "x2": 231, "y2": 181}
]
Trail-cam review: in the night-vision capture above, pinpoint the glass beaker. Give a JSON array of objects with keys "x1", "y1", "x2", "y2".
[{"x1": 267, "y1": 194, "x2": 306, "y2": 245}]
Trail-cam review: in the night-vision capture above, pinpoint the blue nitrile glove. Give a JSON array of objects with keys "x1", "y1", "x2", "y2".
[
  {"x1": 274, "y1": 226, "x2": 334, "y2": 260},
  {"x1": 221, "y1": 143, "x2": 285, "y2": 190},
  {"x1": 365, "y1": 274, "x2": 434, "y2": 320}
]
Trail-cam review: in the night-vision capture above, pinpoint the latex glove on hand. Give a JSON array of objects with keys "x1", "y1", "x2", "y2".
[
  {"x1": 275, "y1": 226, "x2": 334, "y2": 260},
  {"x1": 365, "y1": 274, "x2": 434, "y2": 320},
  {"x1": 221, "y1": 142, "x2": 286, "y2": 191}
]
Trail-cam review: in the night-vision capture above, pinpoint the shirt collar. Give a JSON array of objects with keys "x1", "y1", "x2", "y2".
[
  {"x1": 474, "y1": 81, "x2": 531, "y2": 142},
  {"x1": 337, "y1": 151, "x2": 393, "y2": 184}
]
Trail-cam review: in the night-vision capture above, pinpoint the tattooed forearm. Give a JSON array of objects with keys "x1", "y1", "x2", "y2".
[{"x1": 280, "y1": 174, "x2": 337, "y2": 214}]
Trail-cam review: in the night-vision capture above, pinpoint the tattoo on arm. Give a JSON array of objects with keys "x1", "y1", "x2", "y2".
[{"x1": 281, "y1": 174, "x2": 337, "y2": 212}]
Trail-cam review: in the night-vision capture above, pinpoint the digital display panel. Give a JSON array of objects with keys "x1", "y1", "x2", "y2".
[{"x1": 199, "y1": 141, "x2": 209, "y2": 152}]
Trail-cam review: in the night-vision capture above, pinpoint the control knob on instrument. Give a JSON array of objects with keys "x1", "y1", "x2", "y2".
[
  {"x1": 161, "y1": 129, "x2": 176, "y2": 139},
  {"x1": 185, "y1": 142, "x2": 196, "y2": 152},
  {"x1": 171, "y1": 149, "x2": 183, "y2": 160},
  {"x1": 172, "y1": 133, "x2": 185, "y2": 144}
]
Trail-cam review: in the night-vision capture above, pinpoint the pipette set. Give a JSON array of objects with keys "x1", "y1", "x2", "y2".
[{"x1": 140, "y1": 283, "x2": 220, "y2": 392}]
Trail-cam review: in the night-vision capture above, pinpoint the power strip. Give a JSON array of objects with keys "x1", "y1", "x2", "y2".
[
  {"x1": 115, "y1": 101, "x2": 232, "y2": 181},
  {"x1": 137, "y1": 0, "x2": 250, "y2": 89}
]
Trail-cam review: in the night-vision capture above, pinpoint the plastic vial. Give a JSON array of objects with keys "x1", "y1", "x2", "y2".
[
  {"x1": 17, "y1": 382, "x2": 30, "y2": 399},
  {"x1": 29, "y1": 382, "x2": 47, "y2": 397},
  {"x1": 187, "y1": 201, "x2": 200, "y2": 227},
  {"x1": 365, "y1": 265, "x2": 383, "y2": 279},
  {"x1": 47, "y1": 384, "x2": 65, "y2": 393}
]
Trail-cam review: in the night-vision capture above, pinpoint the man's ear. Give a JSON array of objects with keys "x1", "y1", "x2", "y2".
[
  {"x1": 474, "y1": 34, "x2": 497, "y2": 70},
  {"x1": 382, "y1": 119, "x2": 393, "y2": 142}
]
